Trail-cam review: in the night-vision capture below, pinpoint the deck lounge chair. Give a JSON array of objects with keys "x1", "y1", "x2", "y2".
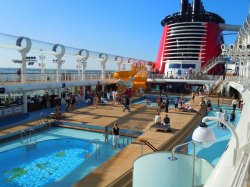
[{"x1": 150, "y1": 123, "x2": 170, "y2": 132}]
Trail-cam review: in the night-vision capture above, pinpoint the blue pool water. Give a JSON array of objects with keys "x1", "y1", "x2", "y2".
[
  {"x1": 0, "y1": 128, "x2": 128, "y2": 187},
  {"x1": 133, "y1": 95, "x2": 190, "y2": 108},
  {"x1": 188, "y1": 105, "x2": 241, "y2": 166}
]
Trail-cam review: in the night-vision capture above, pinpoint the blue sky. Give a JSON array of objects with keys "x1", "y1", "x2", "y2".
[{"x1": 0, "y1": 0, "x2": 249, "y2": 70}]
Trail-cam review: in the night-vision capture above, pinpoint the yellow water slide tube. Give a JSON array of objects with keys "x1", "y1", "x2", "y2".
[
  {"x1": 113, "y1": 65, "x2": 148, "y2": 91},
  {"x1": 132, "y1": 66, "x2": 148, "y2": 90},
  {"x1": 113, "y1": 71, "x2": 133, "y2": 81}
]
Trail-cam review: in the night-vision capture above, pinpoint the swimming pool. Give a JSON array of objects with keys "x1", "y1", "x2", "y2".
[
  {"x1": 0, "y1": 127, "x2": 129, "y2": 187},
  {"x1": 133, "y1": 95, "x2": 190, "y2": 108},
  {"x1": 188, "y1": 105, "x2": 241, "y2": 166}
]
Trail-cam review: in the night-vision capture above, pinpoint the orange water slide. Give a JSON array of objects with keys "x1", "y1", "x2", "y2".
[
  {"x1": 113, "y1": 64, "x2": 148, "y2": 91},
  {"x1": 113, "y1": 71, "x2": 134, "y2": 81}
]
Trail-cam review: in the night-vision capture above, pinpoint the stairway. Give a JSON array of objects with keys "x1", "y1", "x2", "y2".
[{"x1": 201, "y1": 55, "x2": 225, "y2": 74}]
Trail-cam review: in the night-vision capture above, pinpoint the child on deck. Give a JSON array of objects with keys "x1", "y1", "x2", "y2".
[{"x1": 103, "y1": 126, "x2": 109, "y2": 143}]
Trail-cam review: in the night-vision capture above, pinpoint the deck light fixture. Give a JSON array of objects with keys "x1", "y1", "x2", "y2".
[{"x1": 192, "y1": 116, "x2": 239, "y2": 167}]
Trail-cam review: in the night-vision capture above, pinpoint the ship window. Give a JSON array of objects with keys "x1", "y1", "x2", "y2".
[
  {"x1": 182, "y1": 64, "x2": 196, "y2": 69},
  {"x1": 169, "y1": 64, "x2": 181, "y2": 68}
]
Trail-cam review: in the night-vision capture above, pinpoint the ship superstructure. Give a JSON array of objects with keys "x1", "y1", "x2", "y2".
[{"x1": 155, "y1": 0, "x2": 225, "y2": 77}]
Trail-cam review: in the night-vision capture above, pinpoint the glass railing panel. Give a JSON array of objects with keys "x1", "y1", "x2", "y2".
[{"x1": 133, "y1": 152, "x2": 214, "y2": 187}]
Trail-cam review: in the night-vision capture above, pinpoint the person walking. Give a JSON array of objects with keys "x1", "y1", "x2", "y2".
[{"x1": 112, "y1": 122, "x2": 120, "y2": 150}]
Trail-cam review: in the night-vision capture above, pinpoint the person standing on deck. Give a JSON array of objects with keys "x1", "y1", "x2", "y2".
[
  {"x1": 103, "y1": 126, "x2": 109, "y2": 143},
  {"x1": 191, "y1": 92, "x2": 195, "y2": 103},
  {"x1": 107, "y1": 90, "x2": 111, "y2": 101},
  {"x1": 231, "y1": 99, "x2": 238, "y2": 111},
  {"x1": 164, "y1": 95, "x2": 169, "y2": 113},
  {"x1": 156, "y1": 95, "x2": 162, "y2": 113},
  {"x1": 112, "y1": 122, "x2": 120, "y2": 150},
  {"x1": 230, "y1": 110, "x2": 236, "y2": 127},
  {"x1": 17, "y1": 68, "x2": 21, "y2": 82}
]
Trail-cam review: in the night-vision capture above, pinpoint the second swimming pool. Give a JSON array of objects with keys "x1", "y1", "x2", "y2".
[{"x1": 0, "y1": 127, "x2": 129, "y2": 187}]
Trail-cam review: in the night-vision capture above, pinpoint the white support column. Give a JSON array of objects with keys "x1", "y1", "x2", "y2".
[
  {"x1": 22, "y1": 92, "x2": 27, "y2": 113},
  {"x1": 122, "y1": 64, "x2": 126, "y2": 71},
  {"x1": 82, "y1": 61, "x2": 87, "y2": 81},
  {"x1": 77, "y1": 49, "x2": 89, "y2": 81},
  {"x1": 101, "y1": 61, "x2": 106, "y2": 80},
  {"x1": 16, "y1": 37, "x2": 31, "y2": 113},
  {"x1": 77, "y1": 59, "x2": 82, "y2": 81},
  {"x1": 56, "y1": 59, "x2": 62, "y2": 82},
  {"x1": 21, "y1": 54, "x2": 27, "y2": 83},
  {"x1": 52, "y1": 44, "x2": 65, "y2": 102},
  {"x1": 99, "y1": 53, "x2": 108, "y2": 80},
  {"x1": 57, "y1": 88, "x2": 61, "y2": 99},
  {"x1": 39, "y1": 51, "x2": 46, "y2": 82},
  {"x1": 52, "y1": 44, "x2": 65, "y2": 83},
  {"x1": 114, "y1": 56, "x2": 123, "y2": 71}
]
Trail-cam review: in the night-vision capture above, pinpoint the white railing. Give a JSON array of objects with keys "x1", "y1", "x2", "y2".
[
  {"x1": 0, "y1": 72, "x2": 114, "y2": 84},
  {"x1": 211, "y1": 75, "x2": 224, "y2": 92},
  {"x1": 225, "y1": 76, "x2": 250, "y2": 91},
  {"x1": 231, "y1": 151, "x2": 250, "y2": 187},
  {"x1": 148, "y1": 73, "x2": 221, "y2": 81}
]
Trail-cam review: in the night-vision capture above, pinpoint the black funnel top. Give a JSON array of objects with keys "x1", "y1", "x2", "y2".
[{"x1": 161, "y1": 0, "x2": 225, "y2": 26}]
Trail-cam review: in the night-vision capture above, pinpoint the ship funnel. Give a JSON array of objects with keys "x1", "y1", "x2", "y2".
[
  {"x1": 192, "y1": 0, "x2": 201, "y2": 14},
  {"x1": 180, "y1": 0, "x2": 188, "y2": 15}
]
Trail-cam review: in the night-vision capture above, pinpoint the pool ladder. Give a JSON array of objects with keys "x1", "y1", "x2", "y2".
[
  {"x1": 83, "y1": 139, "x2": 101, "y2": 159},
  {"x1": 20, "y1": 129, "x2": 37, "y2": 150},
  {"x1": 38, "y1": 113, "x2": 51, "y2": 129},
  {"x1": 123, "y1": 125, "x2": 142, "y2": 147}
]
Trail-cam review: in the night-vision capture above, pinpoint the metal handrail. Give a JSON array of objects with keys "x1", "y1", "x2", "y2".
[
  {"x1": 29, "y1": 129, "x2": 37, "y2": 144},
  {"x1": 123, "y1": 125, "x2": 142, "y2": 147},
  {"x1": 20, "y1": 130, "x2": 27, "y2": 143},
  {"x1": 201, "y1": 55, "x2": 225, "y2": 74},
  {"x1": 83, "y1": 139, "x2": 101, "y2": 159},
  {"x1": 91, "y1": 139, "x2": 101, "y2": 157},
  {"x1": 123, "y1": 125, "x2": 136, "y2": 147}
]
